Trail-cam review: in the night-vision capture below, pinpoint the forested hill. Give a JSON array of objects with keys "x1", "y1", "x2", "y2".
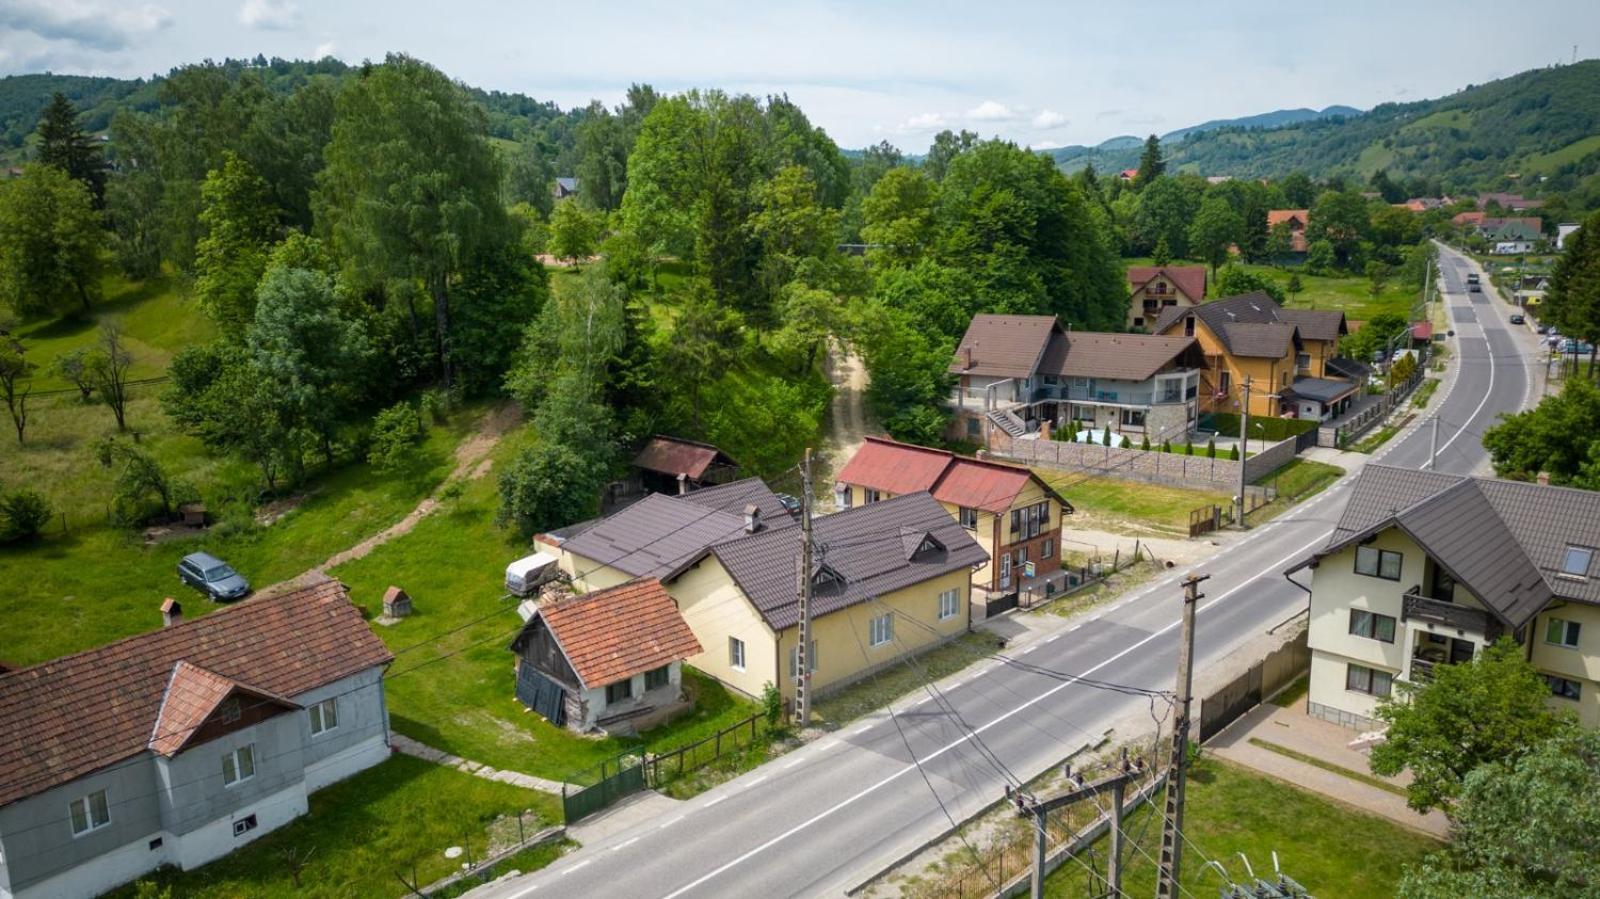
[{"x1": 1053, "y1": 60, "x2": 1600, "y2": 192}]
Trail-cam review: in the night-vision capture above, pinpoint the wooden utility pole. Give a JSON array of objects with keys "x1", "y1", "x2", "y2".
[
  {"x1": 1237, "y1": 377, "x2": 1252, "y2": 528},
  {"x1": 1009, "y1": 752, "x2": 1145, "y2": 899},
  {"x1": 1156, "y1": 572, "x2": 1206, "y2": 899},
  {"x1": 794, "y1": 447, "x2": 814, "y2": 726},
  {"x1": 1428, "y1": 416, "x2": 1440, "y2": 471}
]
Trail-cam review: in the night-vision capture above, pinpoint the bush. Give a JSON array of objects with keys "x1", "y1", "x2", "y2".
[
  {"x1": 1161, "y1": 439, "x2": 1171, "y2": 453},
  {"x1": 761, "y1": 682, "x2": 784, "y2": 727},
  {"x1": 1229, "y1": 444, "x2": 1240, "y2": 461},
  {"x1": 1140, "y1": 435, "x2": 1151, "y2": 451},
  {"x1": 1101, "y1": 428, "x2": 1112, "y2": 446},
  {"x1": 0, "y1": 488, "x2": 52, "y2": 542},
  {"x1": 367, "y1": 401, "x2": 425, "y2": 473},
  {"x1": 1184, "y1": 442, "x2": 1195, "y2": 456},
  {"x1": 419, "y1": 388, "x2": 451, "y2": 425},
  {"x1": 1206, "y1": 438, "x2": 1216, "y2": 458}
]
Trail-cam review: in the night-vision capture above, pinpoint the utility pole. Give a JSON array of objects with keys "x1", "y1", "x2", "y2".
[
  {"x1": 794, "y1": 447, "x2": 814, "y2": 727},
  {"x1": 1156, "y1": 573, "x2": 1207, "y2": 899},
  {"x1": 1421, "y1": 254, "x2": 1433, "y2": 315},
  {"x1": 1008, "y1": 751, "x2": 1146, "y2": 899},
  {"x1": 1427, "y1": 416, "x2": 1439, "y2": 470},
  {"x1": 1236, "y1": 376, "x2": 1251, "y2": 528}
]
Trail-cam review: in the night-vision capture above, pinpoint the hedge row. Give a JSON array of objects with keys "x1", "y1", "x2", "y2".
[{"x1": 1201, "y1": 413, "x2": 1318, "y2": 441}]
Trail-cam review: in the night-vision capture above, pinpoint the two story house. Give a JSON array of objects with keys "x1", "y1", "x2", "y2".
[
  {"x1": 1287, "y1": 465, "x2": 1600, "y2": 731},
  {"x1": 0, "y1": 582, "x2": 393, "y2": 899},
  {"x1": 947, "y1": 314, "x2": 1204, "y2": 447},
  {"x1": 835, "y1": 436, "x2": 1074, "y2": 596},
  {"x1": 1152, "y1": 292, "x2": 1357, "y2": 420},
  {"x1": 1126, "y1": 265, "x2": 1207, "y2": 331},
  {"x1": 1266, "y1": 209, "x2": 1310, "y2": 253},
  {"x1": 540, "y1": 482, "x2": 985, "y2": 705}
]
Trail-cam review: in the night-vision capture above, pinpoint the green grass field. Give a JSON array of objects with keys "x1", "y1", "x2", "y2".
[
  {"x1": 1126, "y1": 256, "x2": 1420, "y2": 323},
  {"x1": 1043, "y1": 759, "x2": 1440, "y2": 899},
  {"x1": 108, "y1": 755, "x2": 563, "y2": 899},
  {"x1": 330, "y1": 426, "x2": 763, "y2": 783},
  {"x1": 1038, "y1": 472, "x2": 1230, "y2": 537}
]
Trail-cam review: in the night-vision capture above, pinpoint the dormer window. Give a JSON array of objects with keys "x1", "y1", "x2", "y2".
[
  {"x1": 1560, "y1": 545, "x2": 1594, "y2": 579},
  {"x1": 812, "y1": 564, "x2": 846, "y2": 593}
]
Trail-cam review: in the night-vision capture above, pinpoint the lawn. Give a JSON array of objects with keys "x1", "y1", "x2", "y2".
[
  {"x1": 1250, "y1": 458, "x2": 1343, "y2": 523},
  {"x1": 1125, "y1": 256, "x2": 1420, "y2": 323},
  {"x1": 108, "y1": 755, "x2": 564, "y2": 899},
  {"x1": 330, "y1": 426, "x2": 764, "y2": 784},
  {"x1": 1043, "y1": 758, "x2": 1440, "y2": 899},
  {"x1": 0, "y1": 416, "x2": 467, "y2": 667},
  {"x1": 1037, "y1": 471, "x2": 1230, "y2": 537}
]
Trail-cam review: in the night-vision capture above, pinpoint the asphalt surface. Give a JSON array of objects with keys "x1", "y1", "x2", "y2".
[{"x1": 471, "y1": 245, "x2": 1537, "y2": 899}]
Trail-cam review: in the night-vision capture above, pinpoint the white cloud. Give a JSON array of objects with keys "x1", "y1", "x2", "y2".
[
  {"x1": 239, "y1": 0, "x2": 300, "y2": 30},
  {"x1": 895, "y1": 111, "x2": 945, "y2": 132},
  {"x1": 1032, "y1": 109, "x2": 1068, "y2": 129},
  {"x1": 312, "y1": 40, "x2": 337, "y2": 59},
  {"x1": 3, "y1": 0, "x2": 172, "y2": 51},
  {"x1": 967, "y1": 100, "x2": 1017, "y2": 122}
]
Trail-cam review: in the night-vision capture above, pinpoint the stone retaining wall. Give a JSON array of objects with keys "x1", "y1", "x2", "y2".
[{"x1": 988, "y1": 428, "x2": 1297, "y2": 493}]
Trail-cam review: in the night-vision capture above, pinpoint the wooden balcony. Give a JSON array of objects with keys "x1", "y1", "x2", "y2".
[{"x1": 1401, "y1": 587, "x2": 1492, "y2": 636}]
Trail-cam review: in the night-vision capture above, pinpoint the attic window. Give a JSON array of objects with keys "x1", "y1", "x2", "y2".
[
  {"x1": 812, "y1": 564, "x2": 846, "y2": 593},
  {"x1": 1560, "y1": 546, "x2": 1594, "y2": 579},
  {"x1": 911, "y1": 533, "x2": 946, "y2": 560},
  {"x1": 219, "y1": 697, "x2": 241, "y2": 724}
]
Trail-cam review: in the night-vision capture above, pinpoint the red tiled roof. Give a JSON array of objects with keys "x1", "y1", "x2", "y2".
[
  {"x1": 0, "y1": 580, "x2": 392, "y2": 808},
  {"x1": 529, "y1": 578, "x2": 702, "y2": 689},
  {"x1": 633, "y1": 435, "x2": 735, "y2": 480},
  {"x1": 148, "y1": 662, "x2": 296, "y2": 757},
  {"x1": 836, "y1": 436, "x2": 1072, "y2": 515},
  {"x1": 1452, "y1": 211, "x2": 1487, "y2": 227},
  {"x1": 1266, "y1": 209, "x2": 1309, "y2": 228},
  {"x1": 1126, "y1": 265, "x2": 1206, "y2": 302},
  {"x1": 1411, "y1": 322, "x2": 1433, "y2": 340}
]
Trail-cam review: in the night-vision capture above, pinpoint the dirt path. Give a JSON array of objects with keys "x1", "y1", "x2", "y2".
[
  {"x1": 819, "y1": 339, "x2": 869, "y2": 501},
  {"x1": 257, "y1": 402, "x2": 523, "y2": 598}
]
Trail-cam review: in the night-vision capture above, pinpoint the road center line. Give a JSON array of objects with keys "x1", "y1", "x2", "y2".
[{"x1": 611, "y1": 837, "x2": 640, "y2": 852}]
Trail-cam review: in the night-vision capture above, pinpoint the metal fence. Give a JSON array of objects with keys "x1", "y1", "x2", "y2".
[
  {"x1": 561, "y1": 754, "x2": 646, "y2": 823},
  {"x1": 643, "y1": 713, "x2": 766, "y2": 790},
  {"x1": 560, "y1": 713, "x2": 771, "y2": 822},
  {"x1": 1198, "y1": 630, "x2": 1310, "y2": 742}
]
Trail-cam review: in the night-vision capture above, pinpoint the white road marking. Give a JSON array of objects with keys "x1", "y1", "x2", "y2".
[
  {"x1": 565, "y1": 859, "x2": 590, "y2": 874},
  {"x1": 746, "y1": 775, "x2": 768, "y2": 788},
  {"x1": 703, "y1": 793, "x2": 728, "y2": 807},
  {"x1": 656, "y1": 816, "x2": 685, "y2": 831},
  {"x1": 611, "y1": 837, "x2": 639, "y2": 852},
  {"x1": 782, "y1": 756, "x2": 806, "y2": 770},
  {"x1": 652, "y1": 532, "x2": 1332, "y2": 899},
  {"x1": 1044, "y1": 633, "x2": 1060, "y2": 643}
]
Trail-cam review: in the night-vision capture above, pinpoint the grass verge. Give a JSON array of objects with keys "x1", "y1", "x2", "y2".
[
  {"x1": 1269, "y1": 675, "x2": 1309, "y2": 708},
  {"x1": 110, "y1": 755, "x2": 563, "y2": 899},
  {"x1": 1410, "y1": 376, "x2": 1441, "y2": 409},
  {"x1": 1036, "y1": 472, "x2": 1230, "y2": 537},
  {"x1": 1249, "y1": 459, "x2": 1344, "y2": 523},
  {"x1": 1042, "y1": 758, "x2": 1438, "y2": 899},
  {"x1": 1352, "y1": 425, "x2": 1400, "y2": 454},
  {"x1": 1246, "y1": 738, "x2": 1409, "y2": 797},
  {"x1": 811, "y1": 632, "x2": 1001, "y2": 726}
]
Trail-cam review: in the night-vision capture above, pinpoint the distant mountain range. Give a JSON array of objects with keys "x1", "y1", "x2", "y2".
[{"x1": 1048, "y1": 61, "x2": 1600, "y2": 192}]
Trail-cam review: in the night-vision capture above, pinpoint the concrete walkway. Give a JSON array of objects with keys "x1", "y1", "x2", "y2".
[
  {"x1": 1208, "y1": 700, "x2": 1449, "y2": 839},
  {"x1": 392, "y1": 733, "x2": 571, "y2": 795}
]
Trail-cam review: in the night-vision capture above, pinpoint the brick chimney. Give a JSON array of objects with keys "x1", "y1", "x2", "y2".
[
  {"x1": 160, "y1": 597, "x2": 182, "y2": 627},
  {"x1": 1537, "y1": 471, "x2": 1551, "y2": 486},
  {"x1": 744, "y1": 504, "x2": 761, "y2": 533}
]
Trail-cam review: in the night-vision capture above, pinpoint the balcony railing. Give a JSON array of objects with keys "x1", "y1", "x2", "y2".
[{"x1": 1401, "y1": 587, "x2": 1491, "y2": 635}]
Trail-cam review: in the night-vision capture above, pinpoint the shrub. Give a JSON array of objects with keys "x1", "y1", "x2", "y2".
[
  {"x1": 1228, "y1": 444, "x2": 1240, "y2": 461},
  {"x1": 1206, "y1": 438, "x2": 1216, "y2": 458},
  {"x1": 1140, "y1": 435, "x2": 1151, "y2": 451},
  {"x1": 1161, "y1": 439, "x2": 1171, "y2": 453},
  {"x1": 1184, "y1": 442, "x2": 1194, "y2": 456},
  {"x1": 761, "y1": 682, "x2": 785, "y2": 727},
  {"x1": 0, "y1": 488, "x2": 52, "y2": 542},
  {"x1": 419, "y1": 388, "x2": 451, "y2": 425},
  {"x1": 1101, "y1": 428, "x2": 1112, "y2": 446},
  {"x1": 367, "y1": 401, "x2": 425, "y2": 473}
]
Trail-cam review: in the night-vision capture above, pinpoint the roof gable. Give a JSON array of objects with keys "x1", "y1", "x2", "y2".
[
  {"x1": 1126, "y1": 265, "x2": 1207, "y2": 302},
  {"x1": 559, "y1": 483, "x2": 795, "y2": 581},
  {"x1": 633, "y1": 435, "x2": 736, "y2": 480},
  {"x1": 0, "y1": 580, "x2": 391, "y2": 808},
  {"x1": 148, "y1": 662, "x2": 298, "y2": 757},
  {"x1": 949, "y1": 314, "x2": 1062, "y2": 379},
  {"x1": 516, "y1": 578, "x2": 701, "y2": 689}
]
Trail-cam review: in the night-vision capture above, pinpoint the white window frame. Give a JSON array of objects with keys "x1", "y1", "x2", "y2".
[
  {"x1": 938, "y1": 589, "x2": 960, "y2": 621},
  {"x1": 958, "y1": 507, "x2": 978, "y2": 530},
  {"x1": 69, "y1": 788, "x2": 111, "y2": 837},
  {"x1": 222, "y1": 744, "x2": 256, "y2": 787},
  {"x1": 1561, "y1": 545, "x2": 1594, "y2": 579},
  {"x1": 788, "y1": 641, "x2": 818, "y2": 679},
  {"x1": 1042, "y1": 537, "x2": 1054, "y2": 559},
  {"x1": 869, "y1": 613, "x2": 894, "y2": 648},
  {"x1": 308, "y1": 698, "x2": 338, "y2": 736},
  {"x1": 1545, "y1": 617, "x2": 1582, "y2": 649},
  {"x1": 729, "y1": 636, "x2": 746, "y2": 671}
]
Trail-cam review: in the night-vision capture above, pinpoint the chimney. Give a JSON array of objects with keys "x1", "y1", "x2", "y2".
[
  {"x1": 963, "y1": 346, "x2": 973, "y2": 370},
  {"x1": 743, "y1": 504, "x2": 761, "y2": 534},
  {"x1": 677, "y1": 472, "x2": 689, "y2": 495},
  {"x1": 1537, "y1": 471, "x2": 1551, "y2": 486},
  {"x1": 160, "y1": 597, "x2": 182, "y2": 627}
]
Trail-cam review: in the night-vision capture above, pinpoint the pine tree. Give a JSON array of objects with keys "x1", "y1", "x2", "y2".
[
  {"x1": 35, "y1": 93, "x2": 107, "y2": 207},
  {"x1": 1152, "y1": 235, "x2": 1172, "y2": 267},
  {"x1": 1134, "y1": 135, "x2": 1164, "y2": 188}
]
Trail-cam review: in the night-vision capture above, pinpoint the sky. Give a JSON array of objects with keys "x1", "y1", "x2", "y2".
[{"x1": 2, "y1": 0, "x2": 1597, "y2": 152}]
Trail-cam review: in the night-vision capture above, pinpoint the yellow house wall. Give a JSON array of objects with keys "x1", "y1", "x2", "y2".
[
  {"x1": 775, "y1": 567, "x2": 972, "y2": 701},
  {"x1": 1127, "y1": 275, "x2": 1200, "y2": 331},
  {"x1": 1529, "y1": 604, "x2": 1600, "y2": 728},
  {"x1": 558, "y1": 551, "x2": 636, "y2": 593},
  {"x1": 1301, "y1": 338, "x2": 1337, "y2": 378},
  {"x1": 1180, "y1": 322, "x2": 1294, "y2": 418},
  {"x1": 667, "y1": 556, "x2": 778, "y2": 699}
]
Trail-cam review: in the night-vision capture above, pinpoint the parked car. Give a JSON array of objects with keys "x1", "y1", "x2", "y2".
[
  {"x1": 177, "y1": 551, "x2": 251, "y2": 601},
  {"x1": 1562, "y1": 339, "x2": 1596, "y2": 355},
  {"x1": 1509, "y1": 313, "x2": 1525, "y2": 325},
  {"x1": 776, "y1": 493, "x2": 802, "y2": 517},
  {"x1": 1469, "y1": 283, "x2": 1482, "y2": 293}
]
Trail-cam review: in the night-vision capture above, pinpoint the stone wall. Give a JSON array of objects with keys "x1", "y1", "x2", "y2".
[{"x1": 989, "y1": 428, "x2": 1297, "y2": 493}]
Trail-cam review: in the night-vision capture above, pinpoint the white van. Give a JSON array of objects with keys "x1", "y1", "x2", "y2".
[{"x1": 505, "y1": 552, "x2": 559, "y2": 597}]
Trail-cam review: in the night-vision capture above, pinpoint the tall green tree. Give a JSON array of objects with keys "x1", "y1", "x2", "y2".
[
  {"x1": 574, "y1": 101, "x2": 629, "y2": 212},
  {"x1": 1370, "y1": 639, "x2": 1574, "y2": 814},
  {"x1": 1189, "y1": 195, "x2": 1243, "y2": 277},
  {"x1": 194, "y1": 152, "x2": 280, "y2": 333},
  {"x1": 1483, "y1": 378, "x2": 1600, "y2": 485},
  {"x1": 861, "y1": 166, "x2": 938, "y2": 266},
  {"x1": 661, "y1": 284, "x2": 742, "y2": 429},
  {"x1": 547, "y1": 199, "x2": 604, "y2": 265},
  {"x1": 1131, "y1": 175, "x2": 1203, "y2": 260},
  {"x1": 1399, "y1": 730, "x2": 1600, "y2": 898},
  {"x1": 924, "y1": 129, "x2": 978, "y2": 182},
  {"x1": 1133, "y1": 134, "x2": 1164, "y2": 188},
  {"x1": 1308, "y1": 190, "x2": 1371, "y2": 268},
  {"x1": 35, "y1": 92, "x2": 108, "y2": 206},
  {"x1": 1542, "y1": 209, "x2": 1600, "y2": 374},
  {"x1": 1279, "y1": 171, "x2": 1316, "y2": 208},
  {"x1": 0, "y1": 338, "x2": 33, "y2": 445},
  {"x1": 317, "y1": 53, "x2": 509, "y2": 390},
  {"x1": 86, "y1": 321, "x2": 133, "y2": 432},
  {"x1": 0, "y1": 164, "x2": 104, "y2": 317}
]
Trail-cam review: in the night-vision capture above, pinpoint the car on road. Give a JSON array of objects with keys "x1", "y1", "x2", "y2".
[
  {"x1": 1562, "y1": 339, "x2": 1596, "y2": 355},
  {"x1": 1510, "y1": 313, "x2": 1525, "y2": 325},
  {"x1": 775, "y1": 493, "x2": 802, "y2": 517},
  {"x1": 1468, "y1": 282, "x2": 1482, "y2": 292},
  {"x1": 177, "y1": 551, "x2": 251, "y2": 601}
]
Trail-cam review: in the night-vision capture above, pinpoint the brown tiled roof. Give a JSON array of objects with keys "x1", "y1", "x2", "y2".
[
  {"x1": 1276, "y1": 308, "x2": 1347, "y2": 342},
  {"x1": 1266, "y1": 209, "x2": 1309, "y2": 228},
  {"x1": 0, "y1": 581, "x2": 392, "y2": 808},
  {"x1": 1126, "y1": 265, "x2": 1207, "y2": 302},
  {"x1": 633, "y1": 435, "x2": 736, "y2": 480},
  {"x1": 516, "y1": 578, "x2": 701, "y2": 689},
  {"x1": 148, "y1": 662, "x2": 297, "y2": 757},
  {"x1": 1038, "y1": 331, "x2": 1199, "y2": 381},
  {"x1": 835, "y1": 436, "x2": 1073, "y2": 515},
  {"x1": 1152, "y1": 292, "x2": 1303, "y2": 359},
  {"x1": 949, "y1": 314, "x2": 1060, "y2": 378}
]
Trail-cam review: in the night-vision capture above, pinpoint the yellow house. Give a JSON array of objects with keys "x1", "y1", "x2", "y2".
[
  {"x1": 540, "y1": 479, "x2": 986, "y2": 703},
  {"x1": 1152, "y1": 292, "x2": 1354, "y2": 420},
  {"x1": 1290, "y1": 466, "x2": 1600, "y2": 731},
  {"x1": 834, "y1": 436, "x2": 1073, "y2": 596},
  {"x1": 1125, "y1": 264, "x2": 1207, "y2": 331}
]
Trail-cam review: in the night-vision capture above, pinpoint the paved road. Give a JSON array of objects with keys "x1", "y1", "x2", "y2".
[{"x1": 472, "y1": 246, "x2": 1535, "y2": 899}]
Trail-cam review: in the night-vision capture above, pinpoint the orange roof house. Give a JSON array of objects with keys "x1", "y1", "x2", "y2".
[
  {"x1": 1126, "y1": 264, "x2": 1208, "y2": 330},
  {"x1": 1266, "y1": 209, "x2": 1310, "y2": 253}
]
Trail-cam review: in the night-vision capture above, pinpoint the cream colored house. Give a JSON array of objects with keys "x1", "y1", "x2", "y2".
[
  {"x1": 834, "y1": 436, "x2": 1073, "y2": 596},
  {"x1": 539, "y1": 481, "x2": 986, "y2": 703},
  {"x1": 1288, "y1": 466, "x2": 1600, "y2": 731}
]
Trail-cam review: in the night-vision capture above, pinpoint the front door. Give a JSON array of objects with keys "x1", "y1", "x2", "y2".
[{"x1": 999, "y1": 552, "x2": 1012, "y2": 590}]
